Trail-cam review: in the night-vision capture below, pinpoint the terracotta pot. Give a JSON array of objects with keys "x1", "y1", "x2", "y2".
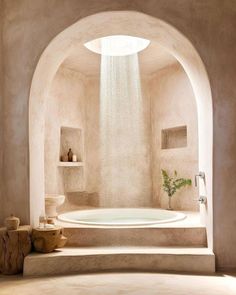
[
  {"x1": 4, "y1": 214, "x2": 20, "y2": 230},
  {"x1": 57, "y1": 235, "x2": 67, "y2": 248},
  {"x1": 32, "y1": 226, "x2": 67, "y2": 253}
]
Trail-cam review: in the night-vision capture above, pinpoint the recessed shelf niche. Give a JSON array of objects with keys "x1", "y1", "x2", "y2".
[
  {"x1": 161, "y1": 126, "x2": 187, "y2": 149},
  {"x1": 58, "y1": 162, "x2": 84, "y2": 167},
  {"x1": 60, "y1": 126, "x2": 83, "y2": 162},
  {"x1": 59, "y1": 126, "x2": 85, "y2": 193}
]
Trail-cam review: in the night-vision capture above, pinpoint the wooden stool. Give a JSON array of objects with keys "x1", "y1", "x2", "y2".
[
  {"x1": 32, "y1": 226, "x2": 67, "y2": 253},
  {"x1": 0, "y1": 225, "x2": 32, "y2": 274}
]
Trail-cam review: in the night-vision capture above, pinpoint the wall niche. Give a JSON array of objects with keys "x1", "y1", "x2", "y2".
[
  {"x1": 60, "y1": 126, "x2": 83, "y2": 163},
  {"x1": 59, "y1": 126, "x2": 85, "y2": 192},
  {"x1": 161, "y1": 126, "x2": 187, "y2": 149}
]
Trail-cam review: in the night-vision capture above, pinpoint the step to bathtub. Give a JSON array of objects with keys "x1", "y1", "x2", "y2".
[
  {"x1": 23, "y1": 246, "x2": 215, "y2": 276},
  {"x1": 62, "y1": 227, "x2": 207, "y2": 247}
]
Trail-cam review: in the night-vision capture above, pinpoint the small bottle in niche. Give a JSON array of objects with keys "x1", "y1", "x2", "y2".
[
  {"x1": 68, "y1": 148, "x2": 73, "y2": 162},
  {"x1": 72, "y1": 154, "x2": 77, "y2": 162}
]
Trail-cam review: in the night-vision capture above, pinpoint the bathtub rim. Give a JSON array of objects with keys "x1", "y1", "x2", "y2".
[{"x1": 57, "y1": 208, "x2": 187, "y2": 227}]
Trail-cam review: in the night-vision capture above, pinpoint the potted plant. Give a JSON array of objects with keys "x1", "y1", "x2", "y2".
[{"x1": 161, "y1": 169, "x2": 192, "y2": 210}]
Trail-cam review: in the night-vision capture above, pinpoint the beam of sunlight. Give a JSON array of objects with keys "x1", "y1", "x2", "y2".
[{"x1": 99, "y1": 52, "x2": 149, "y2": 207}]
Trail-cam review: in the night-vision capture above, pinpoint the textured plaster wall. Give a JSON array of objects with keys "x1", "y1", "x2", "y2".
[
  {"x1": 46, "y1": 65, "x2": 197, "y2": 210},
  {"x1": 82, "y1": 75, "x2": 151, "y2": 207},
  {"x1": 1, "y1": 0, "x2": 236, "y2": 269},
  {"x1": 45, "y1": 67, "x2": 86, "y2": 196},
  {"x1": 84, "y1": 77, "x2": 100, "y2": 195},
  {"x1": 150, "y1": 64, "x2": 198, "y2": 211},
  {"x1": 46, "y1": 72, "x2": 151, "y2": 208},
  {"x1": 94, "y1": 75, "x2": 152, "y2": 207},
  {"x1": 0, "y1": 0, "x2": 3, "y2": 224}
]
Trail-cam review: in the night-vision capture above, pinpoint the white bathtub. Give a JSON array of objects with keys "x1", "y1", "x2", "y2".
[{"x1": 58, "y1": 208, "x2": 186, "y2": 226}]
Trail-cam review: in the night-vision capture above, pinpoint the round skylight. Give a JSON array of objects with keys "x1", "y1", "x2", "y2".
[{"x1": 84, "y1": 35, "x2": 150, "y2": 56}]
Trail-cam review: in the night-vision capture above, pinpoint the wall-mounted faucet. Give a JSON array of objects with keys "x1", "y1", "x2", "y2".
[
  {"x1": 194, "y1": 171, "x2": 205, "y2": 187},
  {"x1": 194, "y1": 172, "x2": 207, "y2": 204},
  {"x1": 198, "y1": 195, "x2": 207, "y2": 204}
]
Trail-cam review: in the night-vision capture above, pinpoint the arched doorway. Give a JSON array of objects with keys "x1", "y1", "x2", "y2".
[{"x1": 29, "y1": 11, "x2": 213, "y2": 247}]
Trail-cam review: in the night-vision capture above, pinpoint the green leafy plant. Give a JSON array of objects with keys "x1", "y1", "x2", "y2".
[{"x1": 161, "y1": 169, "x2": 191, "y2": 209}]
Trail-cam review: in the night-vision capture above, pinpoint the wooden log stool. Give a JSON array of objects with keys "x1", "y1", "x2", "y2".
[
  {"x1": 32, "y1": 226, "x2": 67, "y2": 253},
  {"x1": 0, "y1": 225, "x2": 32, "y2": 274}
]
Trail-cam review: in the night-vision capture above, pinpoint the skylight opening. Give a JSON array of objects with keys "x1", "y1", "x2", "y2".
[{"x1": 84, "y1": 35, "x2": 150, "y2": 56}]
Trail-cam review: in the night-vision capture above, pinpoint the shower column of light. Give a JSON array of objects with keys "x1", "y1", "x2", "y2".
[{"x1": 99, "y1": 36, "x2": 150, "y2": 207}]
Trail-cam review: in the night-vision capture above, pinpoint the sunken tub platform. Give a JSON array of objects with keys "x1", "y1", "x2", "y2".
[{"x1": 24, "y1": 211, "x2": 215, "y2": 276}]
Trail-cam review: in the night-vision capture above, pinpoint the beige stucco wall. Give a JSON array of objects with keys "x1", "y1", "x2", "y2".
[
  {"x1": 45, "y1": 70, "x2": 99, "y2": 199},
  {"x1": 46, "y1": 72, "x2": 152, "y2": 207},
  {"x1": 1, "y1": 0, "x2": 236, "y2": 269},
  {"x1": 0, "y1": 0, "x2": 3, "y2": 224},
  {"x1": 86, "y1": 75, "x2": 152, "y2": 207},
  {"x1": 150, "y1": 64, "x2": 198, "y2": 211},
  {"x1": 45, "y1": 64, "x2": 197, "y2": 210},
  {"x1": 84, "y1": 77, "x2": 100, "y2": 195},
  {"x1": 45, "y1": 66, "x2": 86, "y2": 196}
]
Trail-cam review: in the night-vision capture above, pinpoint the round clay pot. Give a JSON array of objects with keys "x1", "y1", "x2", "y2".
[
  {"x1": 5, "y1": 214, "x2": 20, "y2": 230},
  {"x1": 32, "y1": 226, "x2": 67, "y2": 253}
]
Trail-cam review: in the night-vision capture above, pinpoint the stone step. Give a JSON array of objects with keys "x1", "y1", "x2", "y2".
[
  {"x1": 63, "y1": 227, "x2": 207, "y2": 247},
  {"x1": 23, "y1": 246, "x2": 215, "y2": 276}
]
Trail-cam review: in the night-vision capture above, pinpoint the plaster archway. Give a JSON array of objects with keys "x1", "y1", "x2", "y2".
[{"x1": 29, "y1": 11, "x2": 213, "y2": 247}]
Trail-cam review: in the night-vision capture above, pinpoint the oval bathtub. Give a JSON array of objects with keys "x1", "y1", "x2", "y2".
[{"x1": 58, "y1": 208, "x2": 186, "y2": 226}]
